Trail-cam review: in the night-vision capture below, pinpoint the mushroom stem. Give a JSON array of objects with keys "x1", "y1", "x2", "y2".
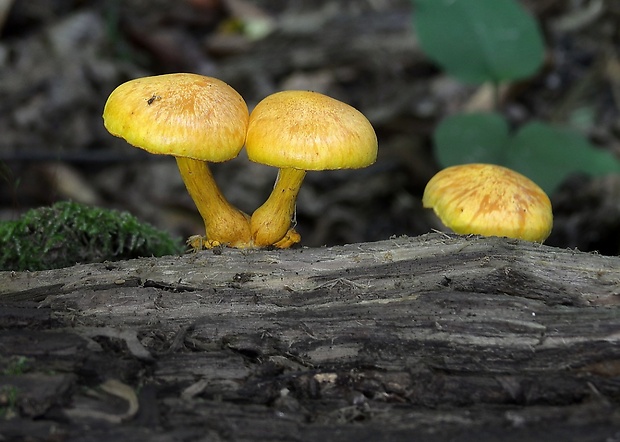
[
  {"x1": 175, "y1": 156, "x2": 252, "y2": 248},
  {"x1": 250, "y1": 168, "x2": 306, "y2": 248}
]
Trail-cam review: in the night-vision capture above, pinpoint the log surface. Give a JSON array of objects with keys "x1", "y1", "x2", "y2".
[{"x1": 1, "y1": 234, "x2": 620, "y2": 441}]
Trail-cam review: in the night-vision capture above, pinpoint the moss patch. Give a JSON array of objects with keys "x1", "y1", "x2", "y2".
[{"x1": 0, "y1": 201, "x2": 184, "y2": 271}]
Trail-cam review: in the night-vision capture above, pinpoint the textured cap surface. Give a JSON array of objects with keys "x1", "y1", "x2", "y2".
[
  {"x1": 423, "y1": 163, "x2": 553, "y2": 242},
  {"x1": 103, "y1": 73, "x2": 249, "y2": 162},
  {"x1": 246, "y1": 90, "x2": 377, "y2": 170}
]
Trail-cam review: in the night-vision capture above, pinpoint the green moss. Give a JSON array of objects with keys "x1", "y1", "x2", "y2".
[
  {"x1": 0, "y1": 386, "x2": 19, "y2": 419},
  {"x1": 0, "y1": 201, "x2": 184, "y2": 271},
  {"x1": 2, "y1": 356, "x2": 29, "y2": 376}
]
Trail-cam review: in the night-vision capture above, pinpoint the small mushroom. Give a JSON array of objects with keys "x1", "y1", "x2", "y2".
[
  {"x1": 422, "y1": 163, "x2": 553, "y2": 242},
  {"x1": 246, "y1": 90, "x2": 378, "y2": 248},
  {"x1": 103, "y1": 73, "x2": 252, "y2": 249}
]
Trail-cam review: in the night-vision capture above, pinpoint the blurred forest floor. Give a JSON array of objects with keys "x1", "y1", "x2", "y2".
[{"x1": 1, "y1": 0, "x2": 620, "y2": 253}]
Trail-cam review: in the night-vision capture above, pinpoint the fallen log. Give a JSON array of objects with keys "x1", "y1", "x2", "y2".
[{"x1": 1, "y1": 233, "x2": 619, "y2": 441}]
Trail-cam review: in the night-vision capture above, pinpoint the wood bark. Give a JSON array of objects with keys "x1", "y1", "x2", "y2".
[{"x1": 1, "y1": 233, "x2": 620, "y2": 441}]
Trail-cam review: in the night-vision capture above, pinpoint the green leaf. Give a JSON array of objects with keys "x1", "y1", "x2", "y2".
[
  {"x1": 413, "y1": 0, "x2": 545, "y2": 84},
  {"x1": 433, "y1": 112, "x2": 620, "y2": 193},
  {"x1": 434, "y1": 112, "x2": 509, "y2": 166},
  {"x1": 506, "y1": 122, "x2": 620, "y2": 192}
]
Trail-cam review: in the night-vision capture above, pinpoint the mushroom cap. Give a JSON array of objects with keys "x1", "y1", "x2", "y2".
[
  {"x1": 422, "y1": 163, "x2": 553, "y2": 242},
  {"x1": 245, "y1": 90, "x2": 378, "y2": 170},
  {"x1": 103, "y1": 73, "x2": 249, "y2": 162}
]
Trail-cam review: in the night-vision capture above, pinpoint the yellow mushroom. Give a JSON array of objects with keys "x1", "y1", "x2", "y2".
[
  {"x1": 422, "y1": 163, "x2": 553, "y2": 242},
  {"x1": 103, "y1": 73, "x2": 253, "y2": 249},
  {"x1": 246, "y1": 90, "x2": 378, "y2": 248}
]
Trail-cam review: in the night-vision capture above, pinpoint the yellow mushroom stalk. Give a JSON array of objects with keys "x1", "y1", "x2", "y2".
[
  {"x1": 422, "y1": 163, "x2": 553, "y2": 242},
  {"x1": 174, "y1": 157, "x2": 251, "y2": 248},
  {"x1": 246, "y1": 90, "x2": 378, "y2": 248},
  {"x1": 249, "y1": 168, "x2": 305, "y2": 248},
  {"x1": 103, "y1": 73, "x2": 252, "y2": 249}
]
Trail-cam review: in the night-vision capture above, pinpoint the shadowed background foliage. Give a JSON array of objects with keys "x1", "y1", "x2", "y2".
[{"x1": 1, "y1": 0, "x2": 620, "y2": 256}]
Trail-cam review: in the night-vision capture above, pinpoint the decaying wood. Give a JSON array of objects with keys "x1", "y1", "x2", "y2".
[{"x1": 1, "y1": 233, "x2": 620, "y2": 441}]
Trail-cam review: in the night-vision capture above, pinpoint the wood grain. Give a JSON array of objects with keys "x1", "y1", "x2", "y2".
[{"x1": 1, "y1": 233, "x2": 619, "y2": 441}]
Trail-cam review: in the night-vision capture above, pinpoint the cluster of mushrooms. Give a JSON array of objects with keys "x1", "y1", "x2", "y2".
[
  {"x1": 103, "y1": 73, "x2": 553, "y2": 250},
  {"x1": 103, "y1": 73, "x2": 378, "y2": 249}
]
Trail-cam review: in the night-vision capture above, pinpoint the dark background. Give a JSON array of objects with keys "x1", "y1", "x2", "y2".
[{"x1": 1, "y1": 0, "x2": 620, "y2": 253}]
